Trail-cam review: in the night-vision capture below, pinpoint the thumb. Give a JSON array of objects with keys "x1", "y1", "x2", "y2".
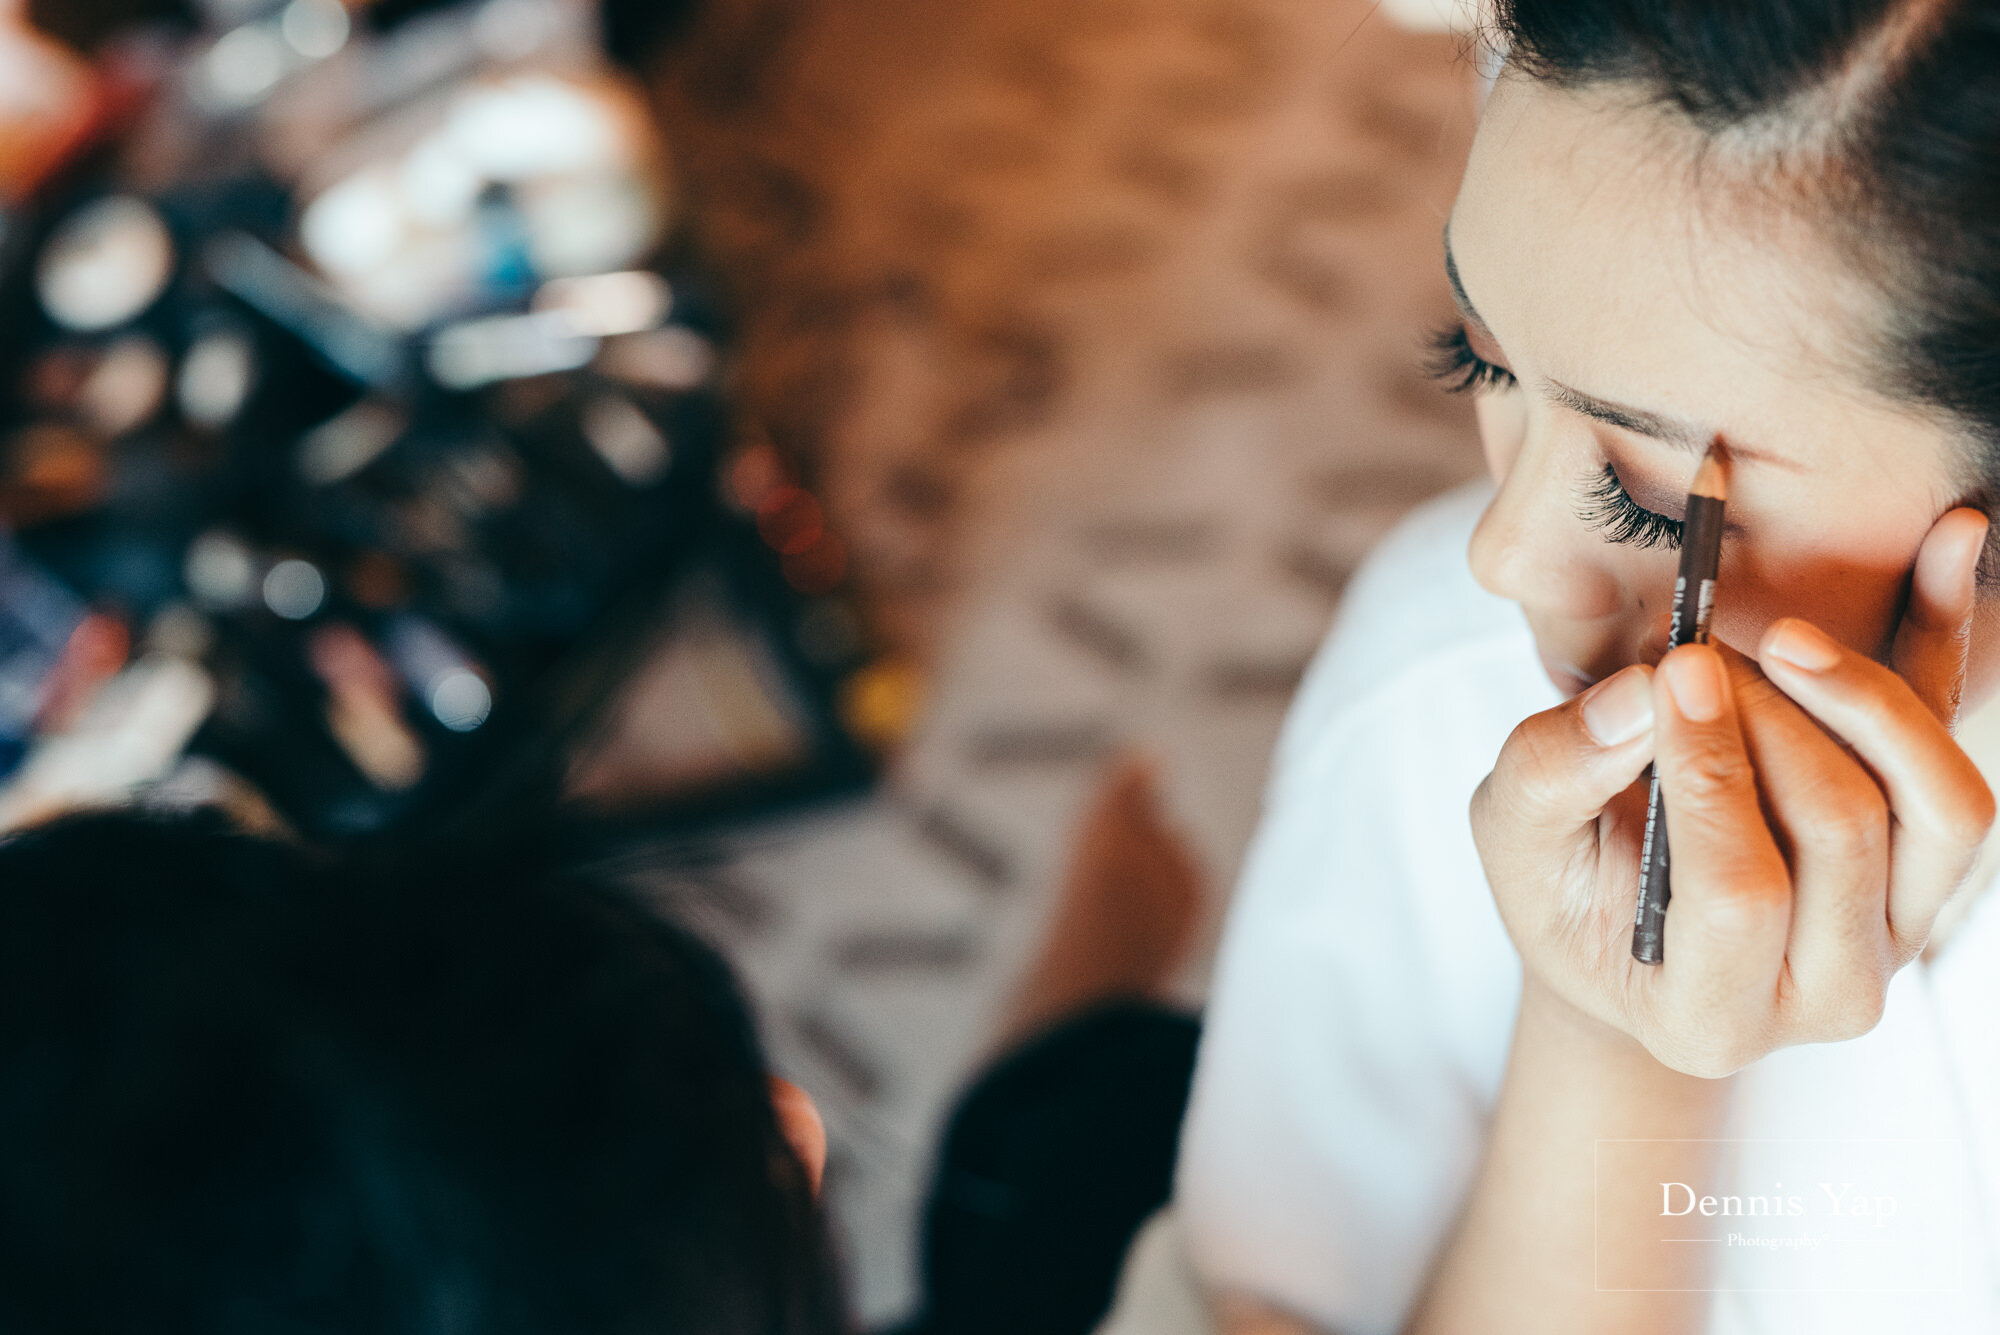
[
  {"x1": 1651, "y1": 644, "x2": 1791, "y2": 1014},
  {"x1": 1892, "y1": 507, "x2": 1986, "y2": 727},
  {"x1": 1477, "y1": 665, "x2": 1658, "y2": 845}
]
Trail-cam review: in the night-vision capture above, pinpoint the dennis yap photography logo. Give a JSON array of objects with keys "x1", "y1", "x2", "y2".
[
  {"x1": 1596, "y1": 1138, "x2": 1971, "y2": 1293},
  {"x1": 1658, "y1": 1181, "x2": 1900, "y2": 1250}
]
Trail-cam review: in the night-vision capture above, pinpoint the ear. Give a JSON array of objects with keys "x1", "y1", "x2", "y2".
[{"x1": 768, "y1": 1076, "x2": 827, "y2": 1195}]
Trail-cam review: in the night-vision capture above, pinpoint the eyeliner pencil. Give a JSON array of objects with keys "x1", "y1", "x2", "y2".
[{"x1": 1632, "y1": 442, "x2": 1728, "y2": 965}]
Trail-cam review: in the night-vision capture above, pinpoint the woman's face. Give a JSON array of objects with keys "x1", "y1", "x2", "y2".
[{"x1": 1451, "y1": 75, "x2": 1987, "y2": 702}]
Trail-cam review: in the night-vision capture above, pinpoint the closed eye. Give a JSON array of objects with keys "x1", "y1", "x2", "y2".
[
  {"x1": 1426, "y1": 323, "x2": 1518, "y2": 395},
  {"x1": 1577, "y1": 465, "x2": 1683, "y2": 550}
]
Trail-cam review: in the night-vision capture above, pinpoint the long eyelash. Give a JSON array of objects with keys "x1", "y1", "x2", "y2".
[
  {"x1": 1425, "y1": 323, "x2": 1518, "y2": 395},
  {"x1": 1577, "y1": 465, "x2": 1684, "y2": 550}
]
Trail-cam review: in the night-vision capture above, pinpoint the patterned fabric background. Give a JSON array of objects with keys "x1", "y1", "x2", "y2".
[{"x1": 611, "y1": 0, "x2": 1484, "y2": 1320}]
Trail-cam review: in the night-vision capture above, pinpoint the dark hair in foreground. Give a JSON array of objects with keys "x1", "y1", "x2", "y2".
[
  {"x1": 598, "y1": 0, "x2": 704, "y2": 74},
  {"x1": 0, "y1": 812, "x2": 842, "y2": 1335},
  {"x1": 1494, "y1": 0, "x2": 2000, "y2": 483}
]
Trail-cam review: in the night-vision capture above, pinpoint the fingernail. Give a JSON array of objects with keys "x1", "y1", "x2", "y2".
[
  {"x1": 1964, "y1": 512, "x2": 1990, "y2": 562},
  {"x1": 1662, "y1": 648, "x2": 1726, "y2": 722},
  {"x1": 1764, "y1": 618, "x2": 1839, "y2": 673},
  {"x1": 1582, "y1": 668, "x2": 1655, "y2": 746},
  {"x1": 1945, "y1": 513, "x2": 1988, "y2": 590}
]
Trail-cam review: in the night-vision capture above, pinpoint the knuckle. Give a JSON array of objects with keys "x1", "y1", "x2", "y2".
[
  {"x1": 1469, "y1": 775, "x2": 1499, "y2": 839},
  {"x1": 1686, "y1": 1049, "x2": 1746, "y2": 1080},
  {"x1": 1884, "y1": 920, "x2": 1928, "y2": 969},
  {"x1": 1508, "y1": 763, "x2": 1568, "y2": 821},
  {"x1": 1840, "y1": 988, "x2": 1889, "y2": 1040},
  {"x1": 1816, "y1": 988, "x2": 1888, "y2": 1044},
  {"x1": 1668, "y1": 743, "x2": 1755, "y2": 808},
  {"x1": 1685, "y1": 883, "x2": 1784, "y2": 944},
  {"x1": 1644, "y1": 1000, "x2": 1763, "y2": 1079},
  {"x1": 1492, "y1": 720, "x2": 1568, "y2": 817},
  {"x1": 1795, "y1": 798, "x2": 1888, "y2": 865},
  {"x1": 1655, "y1": 1032, "x2": 1749, "y2": 1080},
  {"x1": 1789, "y1": 966, "x2": 1890, "y2": 1043},
  {"x1": 1941, "y1": 779, "x2": 1996, "y2": 850}
]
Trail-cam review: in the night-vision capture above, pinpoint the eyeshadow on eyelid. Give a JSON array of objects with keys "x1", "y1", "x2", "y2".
[
  {"x1": 1463, "y1": 322, "x2": 1508, "y2": 368},
  {"x1": 1604, "y1": 460, "x2": 1687, "y2": 522}
]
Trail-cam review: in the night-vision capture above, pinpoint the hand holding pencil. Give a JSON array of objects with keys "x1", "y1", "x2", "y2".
[{"x1": 1468, "y1": 456, "x2": 1994, "y2": 1077}]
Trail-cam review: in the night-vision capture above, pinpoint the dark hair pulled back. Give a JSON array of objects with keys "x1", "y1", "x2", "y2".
[{"x1": 1494, "y1": 0, "x2": 2000, "y2": 491}]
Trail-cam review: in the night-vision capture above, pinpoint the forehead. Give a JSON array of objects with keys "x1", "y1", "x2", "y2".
[{"x1": 1450, "y1": 76, "x2": 1959, "y2": 493}]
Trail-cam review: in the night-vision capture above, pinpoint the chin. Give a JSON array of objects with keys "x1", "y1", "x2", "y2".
[
  {"x1": 1542, "y1": 665, "x2": 1594, "y2": 697},
  {"x1": 1529, "y1": 617, "x2": 1666, "y2": 699},
  {"x1": 1534, "y1": 649, "x2": 1598, "y2": 698}
]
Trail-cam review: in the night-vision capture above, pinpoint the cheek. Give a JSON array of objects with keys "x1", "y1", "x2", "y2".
[
  {"x1": 1710, "y1": 536, "x2": 1913, "y2": 661},
  {"x1": 1473, "y1": 392, "x2": 1527, "y2": 486}
]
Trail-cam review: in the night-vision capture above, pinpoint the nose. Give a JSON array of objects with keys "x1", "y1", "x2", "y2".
[{"x1": 1468, "y1": 453, "x2": 1624, "y2": 621}]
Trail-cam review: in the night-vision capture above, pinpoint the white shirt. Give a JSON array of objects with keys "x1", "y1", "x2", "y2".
[{"x1": 1174, "y1": 483, "x2": 2000, "y2": 1334}]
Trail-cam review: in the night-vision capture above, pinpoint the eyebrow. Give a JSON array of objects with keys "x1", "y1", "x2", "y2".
[
  {"x1": 1440, "y1": 224, "x2": 1802, "y2": 472},
  {"x1": 1443, "y1": 231, "x2": 1480, "y2": 328}
]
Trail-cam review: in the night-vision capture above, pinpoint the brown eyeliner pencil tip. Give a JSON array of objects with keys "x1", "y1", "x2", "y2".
[{"x1": 1691, "y1": 437, "x2": 1729, "y2": 502}]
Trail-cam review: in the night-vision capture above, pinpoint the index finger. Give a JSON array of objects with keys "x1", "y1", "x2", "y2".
[{"x1": 1759, "y1": 618, "x2": 1994, "y2": 953}]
